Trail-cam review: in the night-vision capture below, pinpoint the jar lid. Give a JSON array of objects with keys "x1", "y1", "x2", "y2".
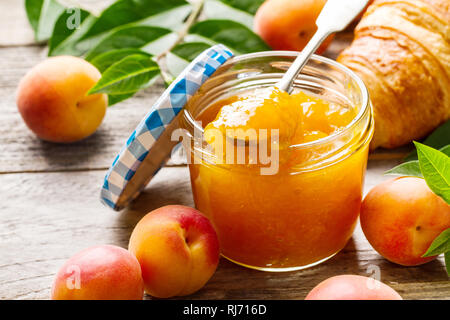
[{"x1": 100, "y1": 45, "x2": 234, "y2": 210}]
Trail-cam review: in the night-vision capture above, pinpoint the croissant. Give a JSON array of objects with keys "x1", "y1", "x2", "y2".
[{"x1": 338, "y1": 0, "x2": 450, "y2": 149}]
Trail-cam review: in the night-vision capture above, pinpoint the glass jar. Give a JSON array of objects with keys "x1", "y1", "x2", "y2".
[{"x1": 180, "y1": 51, "x2": 374, "y2": 271}]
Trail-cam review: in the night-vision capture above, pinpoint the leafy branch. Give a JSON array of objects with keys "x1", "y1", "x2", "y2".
[{"x1": 25, "y1": 0, "x2": 267, "y2": 105}]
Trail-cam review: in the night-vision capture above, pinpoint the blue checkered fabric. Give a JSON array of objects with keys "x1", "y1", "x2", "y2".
[{"x1": 101, "y1": 45, "x2": 234, "y2": 210}]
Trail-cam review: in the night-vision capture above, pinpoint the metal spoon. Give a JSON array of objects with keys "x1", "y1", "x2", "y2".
[
  {"x1": 218, "y1": 0, "x2": 370, "y2": 147},
  {"x1": 277, "y1": 0, "x2": 370, "y2": 93}
]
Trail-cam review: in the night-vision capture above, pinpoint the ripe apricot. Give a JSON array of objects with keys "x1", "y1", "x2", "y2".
[
  {"x1": 129, "y1": 205, "x2": 220, "y2": 298},
  {"x1": 254, "y1": 0, "x2": 333, "y2": 54},
  {"x1": 306, "y1": 275, "x2": 402, "y2": 300},
  {"x1": 51, "y1": 245, "x2": 144, "y2": 300},
  {"x1": 17, "y1": 56, "x2": 107, "y2": 143},
  {"x1": 361, "y1": 177, "x2": 450, "y2": 266}
]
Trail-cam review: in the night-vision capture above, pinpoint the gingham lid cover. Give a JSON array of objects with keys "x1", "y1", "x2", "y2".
[{"x1": 100, "y1": 45, "x2": 234, "y2": 210}]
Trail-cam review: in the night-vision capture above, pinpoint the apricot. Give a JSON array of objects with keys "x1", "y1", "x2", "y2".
[
  {"x1": 51, "y1": 245, "x2": 144, "y2": 300},
  {"x1": 360, "y1": 177, "x2": 450, "y2": 266},
  {"x1": 17, "y1": 56, "x2": 107, "y2": 143},
  {"x1": 254, "y1": 0, "x2": 333, "y2": 54},
  {"x1": 128, "y1": 205, "x2": 220, "y2": 298},
  {"x1": 306, "y1": 275, "x2": 402, "y2": 300}
]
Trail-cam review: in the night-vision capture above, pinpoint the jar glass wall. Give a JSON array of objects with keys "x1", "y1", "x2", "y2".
[{"x1": 180, "y1": 52, "x2": 374, "y2": 271}]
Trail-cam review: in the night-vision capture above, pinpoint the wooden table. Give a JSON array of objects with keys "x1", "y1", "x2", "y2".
[{"x1": 1, "y1": 1, "x2": 448, "y2": 300}]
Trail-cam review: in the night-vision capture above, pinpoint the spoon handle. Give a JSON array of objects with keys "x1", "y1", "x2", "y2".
[
  {"x1": 276, "y1": 0, "x2": 370, "y2": 94},
  {"x1": 276, "y1": 28, "x2": 331, "y2": 93}
]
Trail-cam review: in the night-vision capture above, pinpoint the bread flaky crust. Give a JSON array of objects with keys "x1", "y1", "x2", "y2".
[{"x1": 338, "y1": 0, "x2": 450, "y2": 149}]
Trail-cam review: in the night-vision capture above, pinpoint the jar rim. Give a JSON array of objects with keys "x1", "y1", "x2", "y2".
[{"x1": 184, "y1": 51, "x2": 371, "y2": 149}]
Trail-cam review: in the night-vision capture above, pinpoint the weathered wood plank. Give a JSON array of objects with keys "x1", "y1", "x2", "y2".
[{"x1": 1, "y1": 163, "x2": 448, "y2": 300}]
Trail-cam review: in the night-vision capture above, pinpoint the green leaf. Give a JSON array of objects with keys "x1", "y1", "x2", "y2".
[
  {"x1": 423, "y1": 229, "x2": 450, "y2": 257},
  {"x1": 167, "y1": 42, "x2": 211, "y2": 76},
  {"x1": 189, "y1": 19, "x2": 270, "y2": 54},
  {"x1": 25, "y1": 0, "x2": 65, "y2": 42},
  {"x1": 385, "y1": 160, "x2": 423, "y2": 178},
  {"x1": 171, "y1": 42, "x2": 212, "y2": 61},
  {"x1": 440, "y1": 145, "x2": 450, "y2": 156},
  {"x1": 89, "y1": 54, "x2": 160, "y2": 95},
  {"x1": 108, "y1": 92, "x2": 138, "y2": 106},
  {"x1": 203, "y1": 0, "x2": 263, "y2": 29},
  {"x1": 218, "y1": 0, "x2": 264, "y2": 14},
  {"x1": 132, "y1": 4, "x2": 191, "y2": 30},
  {"x1": 386, "y1": 145, "x2": 450, "y2": 178},
  {"x1": 25, "y1": 0, "x2": 44, "y2": 34},
  {"x1": 415, "y1": 142, "x2": 450, "y2": 204},
  {"x1": 405, "y1": 120, "x2": 450, "y2": 161},
  {"x1": 85, "y1": 26, "x2": 172, "y2": 61},
  {"x1": 48, "y1": 7, "x2": 91, "y2": 56},
  {"x1": 89, "y1": 49, "x2": 152, "y2": 73},
  {"x1": 47, "y1": 14, "x2": 98, "y2": 56},
  {"x1": 80, "y1": 0, "x2": 189, "y2": 41},
  {"x1": 445, "y1": 252, "x2": 450, "y2": 276},
  {"x1": 48, "y1": 0, "x2": 190, "y2": 57}
]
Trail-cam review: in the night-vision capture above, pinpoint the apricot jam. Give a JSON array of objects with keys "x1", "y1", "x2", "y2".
[{"x1": 181, "y1": 53, "x2": 373, "y2": 271}]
